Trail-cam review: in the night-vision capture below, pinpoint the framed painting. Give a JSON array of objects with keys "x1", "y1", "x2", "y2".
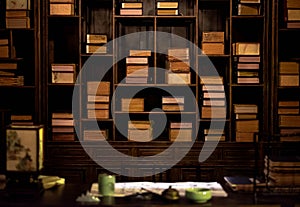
[{"x1": 6, "y1": 125, "x2": 44, "y2": 174}]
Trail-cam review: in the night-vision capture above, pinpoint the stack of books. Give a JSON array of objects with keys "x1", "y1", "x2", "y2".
[
  {"x1": 166, "y1": 48, "x2": 190, "y2": 84},
  {"x1": 237, "y1": 0, "x2": 261, "y2": 16},
  {"x1": 278, "y1": 61, "x2": 299, "y2": 87},
  {"x1": 278, "y1": 100, "x2": 300, "y2": 141},
  {"x1": 11, "y1": 114, "x2": 33, "y2": 125},
  {"x1": 52, "y1": 112, "x2": 75, "y2": 141},
  {"x1": 204, "y1": 128, "x2": 226, "y2": 141},
  {"x1": 156, "y1": 1, "x2": 179, "y2": 16},
  {"x1": 278, "y1": 100, "x2": 299, "y2": 116},
  {"x1": 51, "y1": 63, "x2": 76, "y2": 84},
  {"x1": 6, "y1": 0, "x2": 31, "y2": 29},
  {"x1": 86, "y1": 34, "x2": 107, "y2": 54},
  {"x1": 232, "y1": 42, "x2": 260, "y2": 84},
  {"x1": 234, "y1": 57, "x2": 260, "y2": 84},
  {"x1": 224, "y1": 176, "x2": 254, "y2": 192},
  {"x1": 125, "y1": 50, "x2": 151, "y2": 84},
  {"x1": 200, "y1": 76, "x2": 226, "y2": 119},
  {"x1": 128, "y1": 120, "x2": 152, "y2": 142},
  {"x1": 121, "y1": 98, "x2": 144, "y2": 112},
  {"x1": 264, "y1": 155, "x2": 300, "y2": 187},
  {"x1": 87, "y1": 81, "x2": 110, "y2": 119},
  {"x1": 169, "y1": 122, "x2": 192, "y2": 142},
  {"x1": 284, "y1": 0, "x2": 300, "y2": 28},
  {"x1": 83, "y1": 129, "x2": 108, "y2": 141},
  {"x1": 279, "y1": 115, "x2": 300, "y2": 140},
  {"x1": 201, "y1": 32, "x2": 225, "y2": 55},
  {"x1": 162, "y1": 96, "x2": 184, "y2": 112},
  {"x1": 234, "y1": 104, "x2": 259, "y2": 142},
  {"x1": 120, "y1": 1, "x2": 143, "y2": 16},
  {"x1": 49, "y1": 0, "x2": 75, "y2": 16},
  {"x1": 38, "y1": 175, "x2": 65, "y2": 190},
  {"x1": 0, "y1": 61, "x2": 23, "y2": 86}
]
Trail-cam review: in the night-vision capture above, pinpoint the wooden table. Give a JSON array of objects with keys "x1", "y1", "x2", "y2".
[{"x1": 0, "y1": 183, "x2": 299, "y2": 207}]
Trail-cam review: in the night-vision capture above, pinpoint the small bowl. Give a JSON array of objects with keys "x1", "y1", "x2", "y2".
[{"x1": 185, "y1": 188, "x2": 212, "y2": 203}]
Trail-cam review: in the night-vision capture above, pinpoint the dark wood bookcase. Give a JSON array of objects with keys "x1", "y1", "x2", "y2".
[
  {"x1": 37, "y1": 0, "x2": 300, "y2": 184},
  {"x1": 0, "y1": 0, "x2": 41, "y2": 175},
  {"x1": 271, "y1": 0, "x2": 300, "y2": 139},
  {"x1": 0, "y1": 0, "x2": 41, "y2": 121}
]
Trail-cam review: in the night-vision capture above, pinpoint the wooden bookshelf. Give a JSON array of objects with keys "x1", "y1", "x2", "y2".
[{"x1": 35, "y1": 0, "x2": 299, "y2": 184}]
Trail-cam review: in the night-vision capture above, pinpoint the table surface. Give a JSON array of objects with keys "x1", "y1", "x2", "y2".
[{"x1": 0, "y1": 183, "x2": 299, "y2": 207}]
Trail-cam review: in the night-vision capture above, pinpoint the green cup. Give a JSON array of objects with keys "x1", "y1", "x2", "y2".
[{"x1": 98, "y1": 174, "x2": 115, "y2": 196}]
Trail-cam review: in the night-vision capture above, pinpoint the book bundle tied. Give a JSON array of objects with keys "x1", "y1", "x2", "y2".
[
  {"x1": 166, "y1": 48, "x2": 190, "y2": 84},
  {"x1": 125, "y1": 49, "x2": 151, "y2": 84},
  {"x1": 236, "y1": 0, "x2": 261, "y2": 16},
  {"x1": 120, "y1": 1, "x2": 143, "y2": 16},
  {"x1": 86, "y1": 34, "x2": 107, "y2": 54},
  {"x1": 6, "y1": 0, "x2": 31, "y2": 29},
  {"x1": 52, "y1": 112, "x2": 75, "y2": 141},
  {"x1": 0, "y1": 38, "x2": 24, "y2": 86},
  {"x1": 49, "y1": 0, "x2": 75, "y2": 16},
  {"x1": 87, "y1": 81, "x2": 110, "y2": 119},
  {"x1": 128, "y1": 120, "x2": 152, "y2": 142},
  {"x1": 156, "y1": 1, "x2": 179, "y2": 16},
  {"x1": 284, "y1": 0, "x2": 300, "y2": 28},
  {"x1": 51, "y1": 64, "x2": 76, "y2": 84},
  {"x1": 169, "y1": 122, "x2": 192, "y2": 142},
  {"x1": 234, "y1": 104, "x2": 259, "y2": 142},
  {"x1": 200, "y1": 76, "x2": 226, "y2": 119},
  {"x1": 201, "y1": 32, "x2": 225, "y2": 55},
  {"x1": 232, "y1": 42, "x2": 260, "y2": 84}
]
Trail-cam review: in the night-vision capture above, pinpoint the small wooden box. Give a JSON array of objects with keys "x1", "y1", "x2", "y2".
[
  {"x1": 202, "y1": 32, "x2": 224, "y2": 43},
  {"x1": 6, "y1": 0, "x2": 31, "y2": 10},
  {"x1": 84, "y1": 129, "x2": 108, "y2": 141},
  {"x1": 51, "y1": 64, "x2": 76, "y2": 84},
  {"x1": 50, "y1": 3, "x2": 74, "y2": 15},
  {"x1": 86, "y1": 45, "x2": 107, "y2": 54},
  {"x1": 128, "y1": 129, "x2": 152, "y2": 142},
  {"x1": 279, "y1": 62, "x2": 299, "y2": 74},
  {"x1": 238, "y1": 4, "x2": 260, "y2": 15},
  {"x1": 0, "y1": 46, "x2": 9, "y2": 58},
  {"x1": 87, "y1": 34, "x2": 107, "y2": 44},
  {"x1": 279, "y1": 75, "x2": 299, "y2": 87},
  {"x1": 121, "y1": 98, "x2": 144, "y2": 112},
  {"x1": 167, "y1": 60, "x2": 190, "y2": 73},
  {"x1": 202, "y1": 43, "x2": 224, "y2": 55},
  {"x1": 166, "y1": 72, "x2": 191, "y2": 84},
  {"x1": 169, "y1": 128, "x2": 192, "y2": 142},
  {"x1": 52, "y1": 72, "x2": 75, "y2": 84},
  {"x1": 233, "y1": 42, "x2": 260, "y2": 55},
  {"x1": 87, "y1": 109, "x2": 109, "y2": 119},
  {"x1": 87, "y1": 81, "x2": 110, "y2": 96},
  {"x1": 6, "y1": 17, "x2": 30, "y2": 29}
]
